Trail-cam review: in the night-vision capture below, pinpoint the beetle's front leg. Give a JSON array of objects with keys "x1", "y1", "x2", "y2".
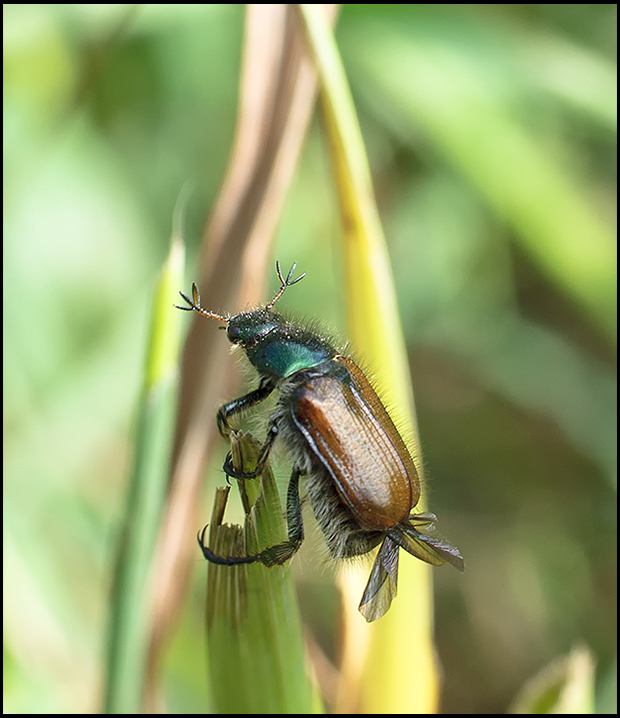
[
  {"x1": 216, "y1": 376, "x2": 275, "y2": 438},
  {"x1": 223, "y1": 423, "x2": 278, "y2": 480}
]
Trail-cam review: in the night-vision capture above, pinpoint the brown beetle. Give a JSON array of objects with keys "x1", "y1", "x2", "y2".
[{"x1": 179, "y1": 263, "x2": 464, "y2": 621}]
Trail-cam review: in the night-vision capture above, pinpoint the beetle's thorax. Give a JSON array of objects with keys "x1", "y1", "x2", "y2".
[{"x1": 226, "y1": 310, "x2": 337, "y2": 379}]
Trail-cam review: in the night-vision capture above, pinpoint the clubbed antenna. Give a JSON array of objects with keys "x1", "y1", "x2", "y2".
[
  {"x1": 266, "y1": 261, "x2": 306, "y2": 311},
  {"x1": 175, "y1": 283, "x2": 228, "y2": 323}
]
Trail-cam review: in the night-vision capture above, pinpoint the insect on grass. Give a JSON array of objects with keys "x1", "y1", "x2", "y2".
[{"x1": 177, "y1": 262, "x2": 464, "y2": 621}]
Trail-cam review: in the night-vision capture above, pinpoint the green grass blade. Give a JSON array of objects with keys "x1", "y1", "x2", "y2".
[
  {"x1": 103, "y1": 237, "x2": 184, "y2": 713},
  {"x1": 203, "y1": 430, "x2": 317, "y2": 713}
]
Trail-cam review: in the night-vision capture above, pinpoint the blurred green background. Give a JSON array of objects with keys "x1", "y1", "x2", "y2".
[{"x1": 3, "y1": 4, "x2": 616, "y2": 713}]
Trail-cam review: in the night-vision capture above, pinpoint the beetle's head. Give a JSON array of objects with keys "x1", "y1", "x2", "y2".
[
  {"x1": 225, "y1": 309, "x2": 284, "y2": 349},
  {"x1": 176, "y1": 261, "x2": 306, "y2": 351}
]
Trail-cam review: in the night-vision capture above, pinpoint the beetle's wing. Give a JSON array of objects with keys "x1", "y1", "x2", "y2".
[
  {"x1": 358, "y1": 536, "x2": 399, "y2": 622},
  {"x1": 291, "y1": 358, "x2": 418, "y2": 530},
  {"x1": 409, "y1": 512, "x2": 437, "y2": 527},
  {"x1": 391, "y1": 523, "x2": 465, "y2": 572}
]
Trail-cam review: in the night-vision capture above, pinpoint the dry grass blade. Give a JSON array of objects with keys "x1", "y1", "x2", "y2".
[{"x1": 143, "y1": 4, "x2": 338, "y2": 707}]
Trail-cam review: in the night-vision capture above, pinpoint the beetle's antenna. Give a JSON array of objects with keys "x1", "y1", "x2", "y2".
[
  {"x1": 266, "y1": 261, "x2": 306, "y2": 311},
  {"x1": 175, "y1": 282, "x2": 228, "y2": 323}
]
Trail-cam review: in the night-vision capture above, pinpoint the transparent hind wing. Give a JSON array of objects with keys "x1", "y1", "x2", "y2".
[
  {"x1": 358, "y1": 536, "x2": 400, "y2": 622},
  {"x1": 391, "y1": 523, "x2": 465, "y2": 572}
]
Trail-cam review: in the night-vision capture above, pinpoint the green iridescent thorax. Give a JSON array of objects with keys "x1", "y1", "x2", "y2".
[{"x1": 227, "y1": 310, "x2": 337, "y2": 379}]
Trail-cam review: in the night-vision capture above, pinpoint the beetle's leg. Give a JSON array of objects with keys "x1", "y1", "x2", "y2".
[
  {"x1": 223, "y1": 423, "x2": 278, "y2": 480},
  {"x1": 216, "y1": 376, "x2": 275, "y2": 438},
  {"x1": 197, "y1": 467, "x2": 305, "y2": 567},
  {"x1": 257, "y1": 466, "x2": 305, "y2": 566},
  {"x1": 197, "y1": 525, "x2": 258, "y2": 565}
]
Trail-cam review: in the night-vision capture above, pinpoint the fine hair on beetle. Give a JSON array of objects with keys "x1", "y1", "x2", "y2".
[
  {"x1": 230, "y1": 312, "x2": 349, "y2": 525},
  {"x1": 177, "y1": 261, "x2": 464, "y2": 622},
  {"x1": 234, "y1": 359, "x2": 356, "y2": 568}
]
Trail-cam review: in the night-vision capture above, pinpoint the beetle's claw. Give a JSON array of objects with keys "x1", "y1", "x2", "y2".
[
  {"x1": 197, "y1": 525, "x2": 209, "y2": 551},
  {"x1": 223, "y1": 452, "x2": 259, "y2": 480}
]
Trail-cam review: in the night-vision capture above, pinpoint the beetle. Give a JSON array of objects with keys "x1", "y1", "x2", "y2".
[{"x1": 177, "y1": 262, "x2": 464, "y2": 621}]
